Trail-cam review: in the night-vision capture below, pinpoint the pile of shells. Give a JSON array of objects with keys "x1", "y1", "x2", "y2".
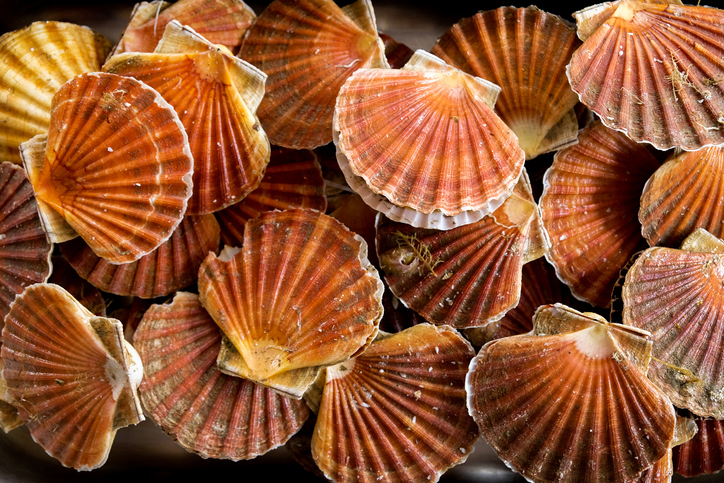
[{"x1": 1, "y1": 0, "x2": 724, "y2": 481}]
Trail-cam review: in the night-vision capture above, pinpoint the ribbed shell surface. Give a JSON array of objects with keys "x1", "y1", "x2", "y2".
[
  {"x1": 60, "y1": 214, "x2": 220, "y2": 299},
  {"x1": 133, "y1": 292, "x2": 309, "y2": 460},
  {"x1": 622, "y1": 247, "x2": 724, "y2": 418},
  {"x1": 673, "y1": 418, "x2": 724, "y2": 477},
  {"x1": 540, "y1": 120, "x2": 660, "y2": 308},
  {"x1": 312, "y1": 324, "x2": 479, "y2": 483},
  {"x1": 568, "y1": 1, "x2": 724, "y2": 151},
  {"x1": 636, "y1": 450, "x2": 673, "y2": 483},
  {"x1": 239, "y1": 0, "x2": 387, "y2": 149},
  {"x1": 431, "y1": 6, "x2": 581, "y2": 159},
  {"x1": 0, "y1": 21, "x2": 110, "y2": 163}
]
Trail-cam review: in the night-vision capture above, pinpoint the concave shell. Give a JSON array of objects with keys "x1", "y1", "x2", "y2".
[
  {"x1": 214, "y1": 146, "x2": 326, "y2": 247},
  {"x1": 19, "y1": 71, "x2": 193, "y2": 264},
  {"x1": 133, "y1": 291, "x2": 309, "y2": 460},
  {"x1": 0, "y1": 162, "x2": 52, "y2": 322},
  {"x1": 114, "y1": 0, "x2": 255, "y2": 55},
  {"x1": 105, "y1": 21, "x2": 269, "y2": 215},
  {"x1": 0, "y1": 21, "x2": 110, "y2": 164},
  {"x1": 431, "y1": 6, "x2": 581, "y2": 160},
  {"x1": 376, "y1": 170, "x2": 549, "y2": 329},
  {"x1": 622, "y1": 230, "x2": 724, "y2": 418},
  {"x1": 312, "y1": 324, "x2": 480, "y2": 483},
  {"x1": 379, "y1": 33, "x2": 413, "y2": 69},
  {"x1": 238, "y1": 0, "x2": 388, "y2": 149},
  {"x1": 467, "y1": 303, "x2": 676, "y2": 483},
  {"x1": 567, "y1": 0, "x2": 724, "y2": 151},
  {"x1": 198, "y1": 209, "x2": 384, "y2": 398},
  {"x1": 673, "y1": 418, "x2": 724, "y2": 477},
  {"x1": 59, "y1": 214, "x2": 220, "y2": 299},
  {"x1": 0, "y1": 283, "x2": 144, "y2": 470},
  {"x1": 640, "y1": 147, "x2": 724, "y2": 248},
  {"x1": 540, "y1": 120, "x2": 660, "y2": 308}
]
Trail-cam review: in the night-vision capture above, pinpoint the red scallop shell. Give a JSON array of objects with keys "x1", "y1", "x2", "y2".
[{"x1": 673, "y1": 418, "x2": 724, "y2": 477}]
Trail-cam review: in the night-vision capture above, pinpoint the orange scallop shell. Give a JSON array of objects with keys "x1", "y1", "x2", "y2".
[
  {"x1": 673, "y1": 418, "x2": 724, "y2": 477},
  {"x1": 133, "y1": 291, "x2": 309, "y2": 460},
  {"x1": 312, "y1": 324, "x2": 480, "y2": 483}
]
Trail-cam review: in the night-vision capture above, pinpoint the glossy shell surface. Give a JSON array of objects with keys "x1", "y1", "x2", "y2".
[{"x1": 673, "y1": 418, "x2": 724, "y2": 477}]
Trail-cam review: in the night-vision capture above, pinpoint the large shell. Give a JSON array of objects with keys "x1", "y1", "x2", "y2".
[
  {"x1": 376, "y1": 170, "x2": 549, "y2": 329},
  {"x1": 0, "y1": 283, "x2": 144, "y2": 470},
  {"x1": 20, "y1": 72, "x2": 194, "y2": 264},
  {"x1": 312, "y1": 324, "x2": 480, "y2": 483},
  {"x1": 673, "y1": 418, "x2": 724, "y2": 477},
  {"x1": 133, "y1": 291, "x2": 309, "y2": 460},
  {"x1": 568, "y1": 1, "x2": 724, "y2": 151},
  {"x1": 431, "y1": 6, "x2": 581, "y2": 160},
  {"x1": 198, "y1": 209, "x2": 384, "y2": 398},
  {"x1": 0, "y1": 21, "x2": 110, "y2": 164},
  {"x1": 59, "y1": 214, "x2": 220, "y2": 299},
  {"x1": 467, "y1": 304, "x2": 676, "y2": 483},
  {"x1": 105, "y1": 21, "x2": 269, "y2": 215},
  {"x1": 238, "y1": 0, "x2": 388, "y2": 149},
  {"x1": 540, "y1": 120, "x2": 660, "y2": 308},
  {"x1": 335, "y1": 50, "x2": 524, "y2": 230}
]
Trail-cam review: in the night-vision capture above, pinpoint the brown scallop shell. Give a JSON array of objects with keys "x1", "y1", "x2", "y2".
[
  {"x1": 376, "y1": 170, "x2": 549, "y2": 329},
  {"x1": 635, "y1": 450, "x2": 673, "y2": 483},
  {"x1": 431, "y1": 6, "x2": 581, "y2": 160},
  {"x1": 48, "y1": 255, "x2": 106, "y2": 317},
  {"x1": 60, "y1": 214, "x2": 220, "y2": 299},
  {"x1": 214, "y1": 146, "x2": 326, "y2": 247},
  {"x1": 312, "y1": 324, "x2": 480, "y2": 483},
  {"x1": 540, "y1": 120, "x2": 660, "y2": 308},
  {"x1": 238, "y1": 0, "x2": 388, "y2": 149},
  {"x1": 1, "y1": 283, "x2": 144, "y2": 470},
  {"x1": 19, "y1": 72, "x2": 193, "y2": 264},
  {"x1": 673, "y1": 418, "x2": 724, "y2": 477},
  {"x1": 0, "y1": 21, "x2": 110, "y2": 164},
  {"x1": 568, "y1": 1, "x2": 724, "y2": 151},
  {"x1": 198, "y1": 209, "x2": 384, "y2": 398},
  {"x1": 467, "y1": 304, "x2": 676, "y2": 483},
  {"x1": 0, "y1": 399, "x2": 22, "y2": 433},
  {"x1": 379, "y1": 32, "x2": 414, "y2": 69},
  {"x1": 133, "y1": 291, "x2": 309, "y2": 460}
]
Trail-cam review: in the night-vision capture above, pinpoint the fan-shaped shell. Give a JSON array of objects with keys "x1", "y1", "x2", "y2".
[
  {"x1": 19, "y1": 72, "x2": 193, "y2": 264},
  {"x1": 238, "y1": 0, "x2": 388, "y2": 149},
  {"x1": 133, "y1": 291, "x2": 309, "y2": 460},
  {"x1": 467, "y1": 304, "x2": 676, "y2": 483},
  {"x1": 540, "y1": 120, "x2": 660, "y2": 308},
  {"x1": 198, "y1": 209, "x2": 383, "y2": 398},
  {"x1": 312, "y1": 324, "x2": 479, "y2": 483},
  {"x1": 431, "y1": 6, "x2": 581, "y2": 160},
  {"x1": 0, "y1": 283, "x2": 144, "y2": 470},
  {"x1": 376, "y1": 170, "x2": 548, "y2": 329},
  {"x1": 673, "y1": 418, "x2": 724, "y2": 477},
  {"x1": 568, "y1": 1, "x2": 724, "y2": 151},
  {"x1": 60, "y1": 214, "x2": 220, "y2": 299},
  {"x1": 335, "y1": 50, "x2": 524, "y2": 230},
  {"x1": 0, "y1": 21, "x2": 110, "y2": 164}
]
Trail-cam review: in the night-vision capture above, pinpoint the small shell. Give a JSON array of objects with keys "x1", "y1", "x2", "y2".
[
  {"x1": 312, "y1": 324, "x2": 480, "y2": 483},
  {"x1": 198, "y1": 209, "x2": 383, "y2": 398},
  {"x1": 673, "y1": 418, "x2": 724, "y2": 477},
  {"x1": 379, "y1": 33, "x2": 413, "y2": 69},
  {"x1": 133, "y1": 291, "x2": 309, "y2": 460},
  {"x1": 48, "y1": 255, "x2": 106, "y2": 316},
  {"x1": 20, "y1": 72, "x2": 193, "y2": 264},
  {"x1": 0, "y1": 399, "x2": 22, "y2": 433},
  {"x1": 1, "y1": 283, "x2": 144, "y2": 470}
]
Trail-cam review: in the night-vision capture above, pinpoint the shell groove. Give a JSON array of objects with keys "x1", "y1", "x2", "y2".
[{"x1": 673, "y1": 418, "x2": 724, "y2": 477}]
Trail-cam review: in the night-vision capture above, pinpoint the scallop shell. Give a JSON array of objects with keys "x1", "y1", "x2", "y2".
[
  {"x1": 115, "y1": 0, "x2": 255, "y2": 55},
  {"x1": 431, "y1": 6, "x2": 581, "y2": 160},
  {"x1": 312, "y1": 324, "x2": 480, "y2": 483},
  {"x1": 568, "y1": 1, "x2": 724, "y2": 151},
  {"x1": 467, "y1": 303, "x2": 676, "y2": 483},
  {"x1": 0, "y1": 283, "x2": 144, "y2": 470},
  {"x1": 133, "y1": 291, "x2": 309, "y2": 460},
  {"x1": 673, "y1": 418, "x2": 724, "y2": 477},
  {"x1": 238, "y1": 0, "x2": 388, "y2": 149},
  {"x1": 0, "y1": 162, "x2": 52, "y2": 322},
  {"x1": 335, "y1": 50, "x2": 524, "y2": 229},
  {"x1": 19, "y1": 71, "x2": 193, "y2": 264},
  {"x1": 379, "y1": 33, "x2": 413, "y2": 69},
  {"x1": 0, "y1": 399, "x2": 22, "y2": 433},
  {"x1": 214, "y1": 146, "x2": 326, "y2": 247},
  {"x1": 640, "y1": 147, "x2": 724, "y2": 248},
  {"x1": 60, "y1": 214, "x2": 220, "y2": 299},
  {"x1": 540, "y1": 120, "x2": 660, "y2": 308},
  {"x1": 105, "y1": 21, "x2": 269, "y2": 215},
  {"x1": 0, "y1": 21, "x2": 110, "y2": 164},
  {"x1": 48, "y1": 255, "x2": 106, "y2": 316},
  {"x1": 622, "y1": 230, "x2": 724, "y2": 418},
  {"x1": 198, "y1": 209, "x2": 384, "y2": 398},
  {"x1": 636, "y1": 450, "x2": 673, "y2": 483},
  {"x1": 376, "y1": 170, "x2": 549, "y2": 329}
]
